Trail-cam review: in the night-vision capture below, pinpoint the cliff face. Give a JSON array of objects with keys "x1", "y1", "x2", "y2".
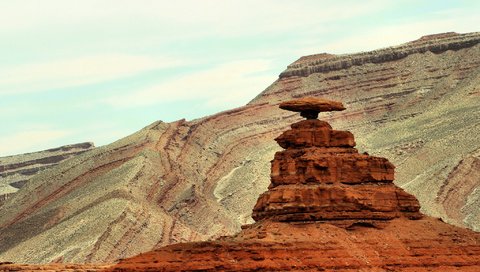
[
  {"x1": 277, "y1": 32, "x2": 480, "y2": 79},
  {"x1": 0, "y1": 32, "x2": 479, "y2": 264},
  {"x1": 0, "y1": 143, "x2": 94, "y2": 206}
]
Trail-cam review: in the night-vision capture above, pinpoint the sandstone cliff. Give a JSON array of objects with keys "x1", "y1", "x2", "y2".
[{"x1": 0, "y1": 32, "x2": 479, "y2": 264}]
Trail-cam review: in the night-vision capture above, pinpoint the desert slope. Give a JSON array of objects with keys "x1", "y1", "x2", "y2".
[
  {"x1": 0, "y1": 143, "x2": 94, "y2": 206},
  {"x1": 0, "y1": 31, "x2": 479, "y2": 263}
]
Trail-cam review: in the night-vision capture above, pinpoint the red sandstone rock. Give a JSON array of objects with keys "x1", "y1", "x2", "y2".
[
  {"x1": 105, "y1": 218, "x2": 480, "y2": 272},
  {"x1": 269, "y1": 150, "x2": 394, "y2": 186},
  {"x1": 253, "y1": 184, "x2": 422, "y2": 224},
  {"x1": 279, "y1": 97, "x2": 346, "y2": 113},
  {"x1": 279, "y1": 97, "x2": 345, "y2": 119},
  {"x1": 275, "y1": 120, "x2": 355, "y2": 148},
  {"x1": 254, "y1": 100, "x2": 420, "y2": 225}
]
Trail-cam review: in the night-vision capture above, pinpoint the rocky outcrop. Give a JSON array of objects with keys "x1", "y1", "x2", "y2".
[
  {"x1": 105, "y1": 217, "x2": 480, "y2": 271},
  {"x1": 0, "y1": 32, "x2": 479, "y2": 264},
  {"x1": 252, "y1": 98, "x2": 421, "y2": 226},
  {"x1": 252, "y1": 31, "x2": 480, "y2": 232},
  {"x1": 0, "y1": 143, "x2": 94, "y2": 206},
  {"x1": 279, "y1": 32, "x2": 480, "y2": 78}
]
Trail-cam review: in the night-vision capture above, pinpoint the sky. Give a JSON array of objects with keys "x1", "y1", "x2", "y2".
[{"x1": 1, "y1": 0, "x2": 479, "y2": 156}]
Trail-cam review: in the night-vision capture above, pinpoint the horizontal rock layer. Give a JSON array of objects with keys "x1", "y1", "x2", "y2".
[
  {"x1": 252, "y1": 184, "x2": 421, "y2": 224},
  {"x1": 109, "y1": 218, "x2": 480, "y2": 271},
  {"x1": 0, "y1": 143, "x2": 94, "y2": 206},
  {"x1": 4, "y1": 218, "x2": 480, "y2": 271},
  {"x1": 280, "y1": 32, "x2": 480, "y2": 78},
  {"x1": 279, "y1": 96, "x2": 346, "y2": 113},
  {"x1": 275, "y1": 120, "x2": 356, "y2": 148},
  {"x1": 270, "y1": 149, "x2": 394, "y2": 186}
]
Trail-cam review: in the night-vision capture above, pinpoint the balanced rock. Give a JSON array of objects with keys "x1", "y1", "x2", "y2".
[
  {"x1": 279, "y1": 97, "x2": 345, "y2": 119},
  {"x1": 253, "y1": 98, "x2": 422, "y2": 227}
]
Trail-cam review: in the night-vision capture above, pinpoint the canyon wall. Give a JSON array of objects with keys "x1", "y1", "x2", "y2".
[{"x1": 0, "y1": 32, "x2": 479, "y2": 264}]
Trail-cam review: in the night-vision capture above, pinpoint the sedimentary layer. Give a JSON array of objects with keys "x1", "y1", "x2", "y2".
[
  {"x1": 0, "y1": 143, "x2": 94, "y2": 206},
  {"x1": 106, "y1": 217, "x2": 480, "y2": 272},
  {"x1": 3, "y1": 218, "x2": 480, "y2": 271},
  {"x1": 1, "y1": 32, "x2": 479, "y2": 263},
  {"x1": 279, "y1": 32, "x2": 480, "y2": 78}
]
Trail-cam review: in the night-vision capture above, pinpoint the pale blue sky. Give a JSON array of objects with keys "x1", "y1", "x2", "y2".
[{"x1": 1, "y1": 0, "x2": 479, "y2": 156}]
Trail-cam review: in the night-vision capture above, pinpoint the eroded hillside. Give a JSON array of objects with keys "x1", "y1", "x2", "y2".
[
  {"x1": 0, "y1": 32, "x2": 479, "y2": 263},
  {"x1": 0, "y1": 143, "x2": 94, "y2": 206}
]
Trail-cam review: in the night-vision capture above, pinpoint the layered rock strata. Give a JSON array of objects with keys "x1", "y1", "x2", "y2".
[
  {"x1": 106, "y1": 217, "x2": 480, "y2": 272},
  {"x1": 279, "y1": 32, "x2": 480, "y2": 78},
  {"x1": 1, "y1": 98, "x2": 480, "y2": 271},
  {"x1": 0, "y1": 142, "x2": 94, "y2": 206},
  {"x1": 252, "y1": 98, "x2": 421, "y2": 226},
  {"x1": 1, "y1": 32, "x2": 479, "y2": 263}
]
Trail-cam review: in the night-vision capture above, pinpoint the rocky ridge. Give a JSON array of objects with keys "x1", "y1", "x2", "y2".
[
  {"x1": 279, "y1": 32, "x2": 480, "y2": 78},
  {"x1": 0, "y1": 143, "x2": 94, "y2": 206},
  {"x1": 0, "y1": 32, "x2": 479, "y2": 263}
]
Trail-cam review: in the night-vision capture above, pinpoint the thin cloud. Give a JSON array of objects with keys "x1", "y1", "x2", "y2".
[
  {"x1": 0, "y1": 1, "x2": 390, "y2": 37},
  {"x1": 0, "y1": 54, "x2": 184, "y2": 95},
  {"x1": 106, "y1": 59, "x2": 275, "y2": 108},
  {"x1": 0, "y1": 127, "x2": 72, "y2": 156}
]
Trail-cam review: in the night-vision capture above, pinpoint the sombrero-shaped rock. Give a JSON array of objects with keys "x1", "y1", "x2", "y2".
[{"x1": 279, "y1": 97, "x2": 345, "y2": 119}]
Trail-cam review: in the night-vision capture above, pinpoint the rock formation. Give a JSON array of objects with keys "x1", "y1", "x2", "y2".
[
  {"x1": 2, "y1": 97, "x2": 479, "y2": 271},
  {"x1": 278, "y1": 32, "x2": 480, "y2": 78},
  {"x1": 252, "y1": 97, "x2": 422, "y2": 226},
  {"x1": 1, "y1": 32, "x2": 479, "y2": 263},
  {"x1": 102, "y1": 98, "x2": 480, "y2": 271},
  {"x1": 0, "y1": 142, "x2": 94, "y2": 207}
]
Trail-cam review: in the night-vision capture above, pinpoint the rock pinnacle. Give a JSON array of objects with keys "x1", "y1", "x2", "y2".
[{"x1": 253, "y1": 97, "x2": 422, "y2": 227}]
